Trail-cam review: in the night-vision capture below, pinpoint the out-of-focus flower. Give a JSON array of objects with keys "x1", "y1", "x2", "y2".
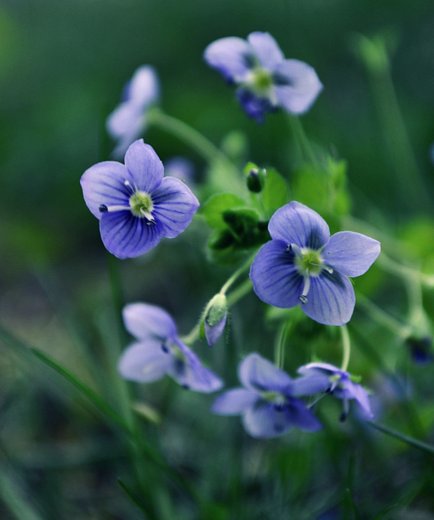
[
  {"x1": 164, "y1": 157, "x2": 195, "y2": 183},
  {"x1": 212, "y1": 353, "x2": 322, "y2": 438},
  {"x1": 204, "y1": 32, "x2": 322, "y2": 122},
  {"x1": 107, "y1": 65, "x2": 159, "y2": 157},
  {"x1": 405, "y1": 335, "x2": 433, "y2": 364},
  {"x1": 297, "y1": 362, "x2": 373, "y2": 421},
  {"x1": 81, "y1": 139, "x2": 199, "y2": 259},
  {"x1": 118, "y1": 303, "x2": 223, "y2": 393},
  {"x1": 250, "y1": 202, "x2": 381, "y2": 325}
]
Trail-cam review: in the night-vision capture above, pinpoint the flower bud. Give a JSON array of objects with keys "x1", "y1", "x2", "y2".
[
  {"x1": 203, "y1": 293, "x2": 228, "y2": 346},
  {"x1": 244, "y1": 162, "x2": 266, "y2": 193}
]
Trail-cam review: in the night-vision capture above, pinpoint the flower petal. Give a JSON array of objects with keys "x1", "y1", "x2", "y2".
[
  {"x1": 242, "y1": 398, "x2": 321, "y2": 438},
  {"x1": 205, "y1": 313, "x2": 227, "y2": 346},
  {"x1": 339, "y1": 380, "x2": 373, "y2": 419},
  {"x1": 204, "y1": 37, "x2": 253, "y2": 82},
  {"x1": 274, "y1": 59, "x2": 323, "y2": 114},
  {"x1": 126, "y1": 65, "x2": 159, "y2": 108},
  {"x1": 124, "y1": 139, "x2": 164, "y2": 192},
  {"x1": 239, "y1": 353, "x2": 292, "y2": 393},
  {"x1": 212, "y1": 388, "x2": 258, "y2": 415},
  {"x1": 250, "y1": 240, "x2": 304, "y2": 308},
  {"x1": 106, "y1": 103, "x2": 144, "y2": 142},
  {"x1": 290, "y1": 373, "x2": 331, "y2": 396},
  {"x1": 168, "y1": 342, "x2": 223, "y2": 393},
  {"x1": 99, "y1": 212, "x2": 162, "y2": 259},
  {"x1": 322, "y1": 231, "x2": 381, "y2": 277},
  {"x1": 152, "y1": 177, "x2": 200, "y2": 239},
  {"x1": 247, "y1": 32, "x2": 284, "y2": 70},
  {"x1": 118, "y1": 341, "x2": 172, "y2": 383},
  {"x1": 301, "y1": 270, "x2": 355, "y2": 325},
  {"x1": 268, "y1": 202, "x2": 330, "y2": 248},
  {"x1": 297, "y1": 362, "x2": 340, "y2": 376},
  {"x1": 122, "y1": 303, "x2": 178, "y2": 341},
  {"x1": 236, "y1": 88, "x2": 273, "y2": 122},
  {"x1": 80, "y1": 161, "x2": 131, "y2": 219}
]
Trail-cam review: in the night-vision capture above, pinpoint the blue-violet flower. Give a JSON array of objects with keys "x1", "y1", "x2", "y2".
[
  {"x1": 107, "y1": 65, "x2": 159, "y2": 157},
  {"x1": 81, "y1": 139, "x2": 199, "y2": 259},
  {"x1": 297, "y1": 362, "x2": 373, "y2": 421},
  {"x1": 118, "y1": 303, "x2": 223, "y2": 393},
  {"x1": 204, "y1": 31, "x2": 322, "y2": 122},
  {"x1": 250, "y1": 201, "x2": 381, "y2": 325},
  {"x1": 212, "y1": 353, "x2": 322, "y2": 438}
]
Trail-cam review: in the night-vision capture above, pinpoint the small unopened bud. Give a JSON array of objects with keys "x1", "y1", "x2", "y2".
[
  {"x1": 203, "y1": 293, "x2": 228, "y2": 346},
  {"x1": 244, "y1": 162, "x2": 266, "y2": 193}
]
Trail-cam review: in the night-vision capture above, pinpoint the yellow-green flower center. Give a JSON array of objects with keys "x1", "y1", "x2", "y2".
[
  {"x1": 251, "y1": 68, "x2": 273, "y2": 93},
  {"x1": 129, "y1": 191, "x2": 154, "y2": 219},
  {"x1": 295, "y1": 248, "x2": 324, "y2": 276}
]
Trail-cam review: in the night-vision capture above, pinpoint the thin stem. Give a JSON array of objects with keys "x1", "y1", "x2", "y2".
[
  {"x1": 287, "y1": 116, "x2": 318, "y2": 165},
  {"x1": 368, "y1": 422, "x2": 434, "y2": 456},
  {"x1": 220, "y1": 253, "x2": 256, "y2": 295},
  {"x1": 378, "y1": 254, "x2": 434, "y2": 289},
  {"x1": 358, "y1": 295, "x2": 411, "y2": 339},
  {"x1": 148, "y1": 109, "x2": 238, "y2": 175},
  {"x1": 340, "y1": 325, "x2": 351, "y2": 371},
  {"x1": 274, "y1": 320, "x2": 291, "y2": 369}
]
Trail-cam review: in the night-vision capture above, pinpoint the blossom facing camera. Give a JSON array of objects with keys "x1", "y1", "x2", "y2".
[
  {"x1": 212, "y1": 353, "x2": 322, "y2": 438},
  {"x1": 118, "y1": 303, "x2": 223, "y2": 393},
  {"x1": 204, "y1": 32, "x2": 322, "y2": 122},
  {"x1": 297, "y1": 362, "x2": 373, "y2": 421},
  {"x1": 250, "y1": 202, "x2": 381, "y2": 326},
  {"x1": 80, "y1": 139, "x2": 199, "y2": 259},
  {"x1": 107, "y1": 65, "x2": 159, "y2": 157}
]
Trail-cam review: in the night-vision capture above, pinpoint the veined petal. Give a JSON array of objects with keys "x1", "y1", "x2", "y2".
[
  {"x1": 168, "y1": 342, "x2": 223, "y2": 393},
  {"x1": 301, "y1": 271, "x2": 355, "y2": 326},
  {"x1": 285, "y1": 398, "x2": 323, "y2": 431},
  {"x1": 204, "y1": 36, "x2": 253, "y2": 82},
  {"x1": 250, "y1": 240, "x2": 304, "y2": 308},
  {"x1": 239, "y1": 353, "x2": 292, "y2": 392},
  {"x1": 152, "y1": 177, "x2": 200, "y2": 239},
  {"x1": 268, "y1": 202, "x2": 330, "y2": 249},
  {"x1": 118, "y1": 341, "x2": 172, "y2": 383},
  {"x1": 297, "y1": 362, "x2": 341, "y2": 376},
  {"x1": 323, "y1": 231, "x2": 381, "y2": 277},
  {"x1": 212, "y1": 388, "x2": 258, "y2": 415},
  {"x1": 338, "y1": 380, "x2": 373, "y2": 419},
  {"x1": 236, "y1": 88, "x2": 273, "y2": 122},
  {"x1": 124, "y1": 140, "x2": 164, "y2": 192},
  {"x1": 80, "y1": 161, "x2": 131, "y2": 219},
  {"x1": 274, "y1": 59, "x2": 323, "y2": 114},
  {"x1": 247, "y1": 32, "x2": 284, "y2": 70},
  {"x1": 122, "y1": 303, "x2": 178, "y2": 341},
  {"x1": 127, "y1": 65, "x2": 159, "y2": 108},
  {"x1": 100, "y1": 212, "x2": 162, "y2": 259}
]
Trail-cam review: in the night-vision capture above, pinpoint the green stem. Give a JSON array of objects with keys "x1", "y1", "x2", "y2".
[
  {"x1": 288, "y1": 116, "x2": 318, "y2": 165},
  {"x1": 220, "y1": 253, "x2": 256, "y2": 295},
  {"x1": 358, "y1": 296, "x2": 411, "y2": 339},
  {"x1": 148, "y1": 109, "x2": 238, "y2": 175},
  {"x1": 274, "y1": 320, "x2": 291, "y2": 369},
  {"x1": 368, "y1": 422, "x2": 434, "y2": 456},
  {"x1": 378, "y1": 254, "x2": 434, "y2": 289},
  {"x1": 340, "y1": 325, "x2": 351, "y2": 371}
]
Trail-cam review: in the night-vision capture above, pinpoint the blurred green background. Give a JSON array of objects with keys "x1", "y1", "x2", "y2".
[{"x1": 1, "y1": 0, "x2": 434, "y2": 518}]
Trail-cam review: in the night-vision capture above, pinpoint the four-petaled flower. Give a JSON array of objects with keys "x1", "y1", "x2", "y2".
[
  {"x1": 250, "y1": 201, "x2": 381, "y2": 325},
  {"x1": 212, "y1": 353, "x2": 322, "y2": 438},
  {"x1": 118, "y1": 303, "x2": 223, "y2": 393},
  {"x1": 204, "y1": 31, "x2": 323, "y2": 122},
  {"x1": 81, "y1": 139, "x2": 199, "y2": 259},
  {"x1": 297, "y1": 362, "x2": 373, "y2": 421},
  {"x1": 107, "y1": 65, "x2": 159, "y2": 157}
]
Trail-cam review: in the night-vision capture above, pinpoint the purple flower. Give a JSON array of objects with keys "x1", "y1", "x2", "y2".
[
  {"x1": 164, "y1": 157, "x2": 195, "y2": 183},
  {"x1": 250, "y1": 202, "x2": 381, "y2": 325},
  {"x1": 204, "y1": 32, "x2": 322, "y2": 122},
  {"x1": 203, "y1": 293, "x2": 228, "y2": 346},
  {"x1": 81, "y1": 139, "x2": 199, "y2": 259},
  {"x1": 212, "y1": 353, "x2": 322, "y2": 438},
  {"x1": 297, "y1": 362, "x2": 373, "y2": 421},
  {"x1": 118, "y1": 303, "x2": 223, "y2": 393},
  {"x1": 107, "y1": 65, "x2": 159, "y2": 157}
]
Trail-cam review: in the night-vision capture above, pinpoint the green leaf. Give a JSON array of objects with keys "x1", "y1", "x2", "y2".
[
  {"x1": 201, "y1": 193, "x2": 246, "y2": 230},
  {"x1": 261, "y1": 168, "x2": 290, "y2": 217}
]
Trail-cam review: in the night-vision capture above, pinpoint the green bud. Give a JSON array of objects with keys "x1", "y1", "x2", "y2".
[
  {"x1": 244, "y1": 162, "x2": 266, "y2": 193},
  {"x1": 205, "y1": 293, "x2": 228, "y2": 327}
]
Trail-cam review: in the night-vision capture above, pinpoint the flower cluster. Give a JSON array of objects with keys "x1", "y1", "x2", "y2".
[{"x1": 204, "y1": 32, "x2": 322, "y2": 122}]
